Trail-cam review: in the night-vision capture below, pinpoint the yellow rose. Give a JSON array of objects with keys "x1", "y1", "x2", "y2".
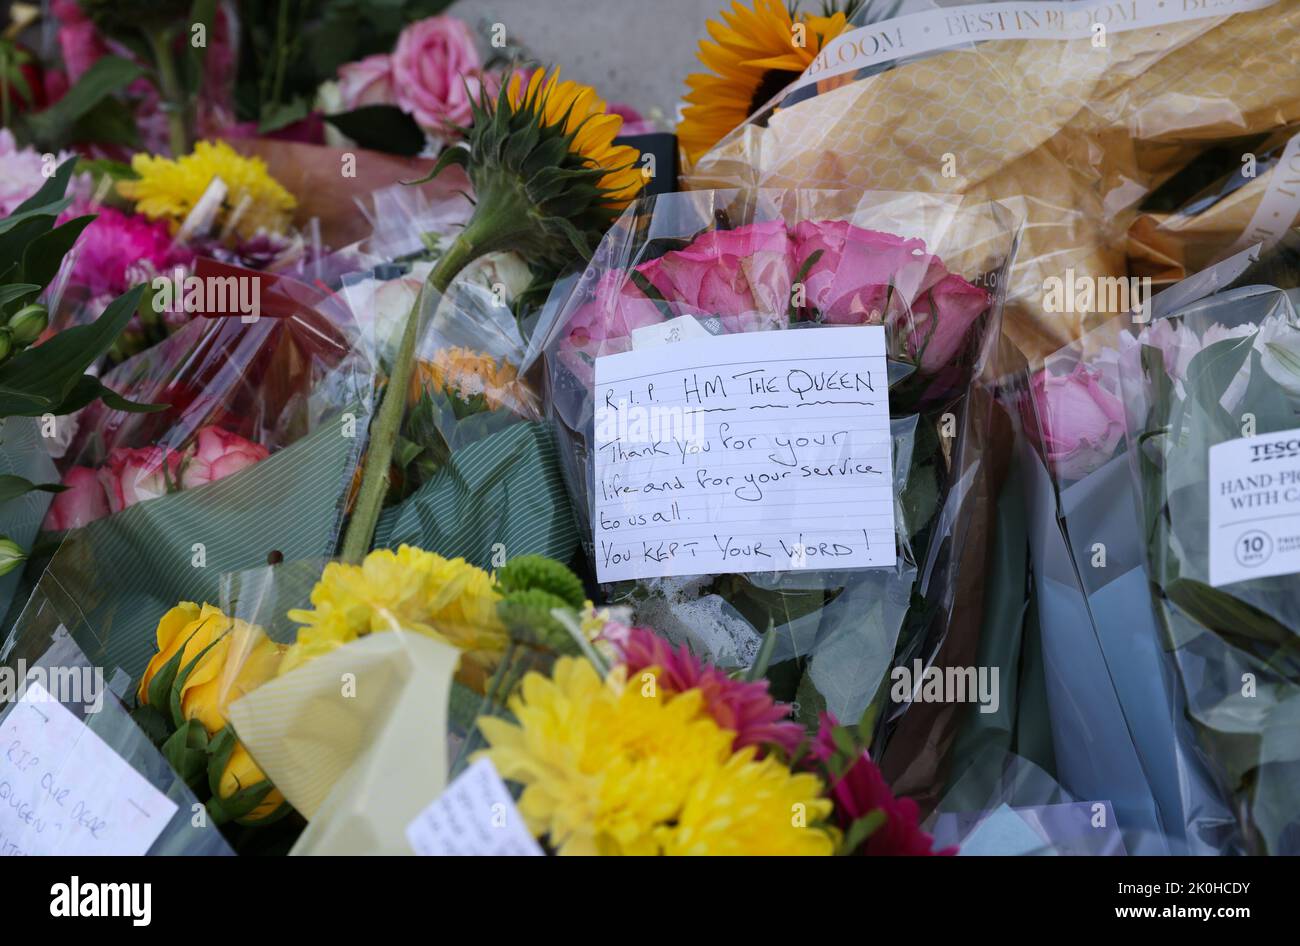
[
  {"x1": 182, "y1": 621, "x2": 286, "y2": 734},
  {"x1": 218, "y1": 740, "x2": 285, "y2": 823},
  {"x1": 137, "y1": 603, "x2": 227, "y2": 708}
]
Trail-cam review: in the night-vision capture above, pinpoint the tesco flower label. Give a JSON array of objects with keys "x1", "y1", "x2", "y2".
[
  {"x1": 592, "y1": 325, "x2": 898, "y2": 583},
  {"x1": 1209, "y1": 427, "x2": 1300, "y2": 587}
]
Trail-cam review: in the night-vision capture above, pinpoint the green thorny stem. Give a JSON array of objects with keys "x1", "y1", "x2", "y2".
[
  {"x1": 338, "y1": 218, "x2": 498, "y2": 563},
  {"x1": 145, "y1": 28, "x2": 188, "y2": 157}
]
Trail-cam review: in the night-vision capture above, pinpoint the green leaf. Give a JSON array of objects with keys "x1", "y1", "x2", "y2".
[
  {"x1": 0, "y1": 474, "x2": 66, "y2": 505},
  {"x1": 838, "y1": 809, "x2": 886, "y2": 855},
  {"x1": 0, "y1": 283, "x2": 40, "y2": 308},
  {"x1": 325, "y1": 105, "x2": 425, "y2": 156},
  {"x1": 162, "y1": 719, "x2": 211, "y2": 793},
  {"x1": 1183, "y1": 333, "x2": 1255, "y2": 433},
  {"x1": 258, "y1": 97, "x2": 310, "y2": 134},
  {"x1": 1265, "y1": 340, "x2": 1300, "y2": 383},
  {"x1": 8, "y1": 156, "x2": 77, "y2": 219},
  {"x1": 24, "y1": 56, "x2": 147, "y2": 149},
  {"x1": 0, "y1": 284, "x2": 144, "y2": 416},
  {"x1": 20, "y1": 215, "x2": 94, "y2": 291},
  {"x1": 144, "y1": 642, "x2": 189, "y2": 714}
]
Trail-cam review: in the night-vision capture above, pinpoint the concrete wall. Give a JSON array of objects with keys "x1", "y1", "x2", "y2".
[{"x1": 449, "y1": 0, "x2": 722, "y2": 121}]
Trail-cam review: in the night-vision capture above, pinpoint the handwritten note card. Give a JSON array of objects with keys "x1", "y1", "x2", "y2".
[
  {"x1": 405, "y1": 758, "x2": 543, "y2": 856},
  {"x1": 593, "y1": 326, "x2": 897, "y2": 583},
  {"x1": 0, "y1": 683, "x2": 177, "y2": 856}
]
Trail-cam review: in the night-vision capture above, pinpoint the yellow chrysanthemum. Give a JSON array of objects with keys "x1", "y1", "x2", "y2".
[
  {"x1": 659, "y1": 748, "x2": 837, "y2": 855},
  {"x1": 477, "y1": 658, "x2": 836, "y2": 856},
  {"x1": 117, "y1": 139, "x2": 297, "y2": 239},
  {"x1": 283, "y1": 544, "x2": 506, "y2": 679},
  {"x1": 678, "y1": 0, "x2": 849, "y2": 163},
  {"x1": 411, "y1": 346, "x2": 536, "y2": 415},
  {"x1": 506, "y1": 68, "x2": 643, "y2": 209}
]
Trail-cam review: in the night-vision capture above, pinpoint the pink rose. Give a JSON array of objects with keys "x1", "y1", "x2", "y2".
[
  {"x1": 892, "y1": 272, "x2": 990, "y2": 373},
  {"x1": 42, "y1": 466, "x2": 109, "y2": 531},
  {"x1": 1031, "y1": 364, "x2": 1127, "y2": 481},
  {"x1": 792, "y1": 221, "x2": 948, "y2": 325},
  {"x1": 638, "y1": 221, "x2": 794, "y2": 319},
  {"x1": 391, "y1": 15, "x2": 483, "y2": 133},
  {"x1": 566, "y1": 271, "x2": 668, "y2": 357},
  {"x1": 337, "y1": 53, "x2": 397, "y2": 110},
  {"x1": 98, "y1": 446, "x2": 182, "y2": 514},
  {"x1": 180, "y1": 426, "x2": 269, "y2": 489}
]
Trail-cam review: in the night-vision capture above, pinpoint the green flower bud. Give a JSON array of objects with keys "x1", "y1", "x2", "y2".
[
  {"x1": 8, "y1": 303, "x2": 48, "y2": 346},
  {"x1": 0, "y1": 328, "x2": 12, "y2": 364},
  {"x1": 0, "y1": 537, "x2": 27, "y2": 578}
]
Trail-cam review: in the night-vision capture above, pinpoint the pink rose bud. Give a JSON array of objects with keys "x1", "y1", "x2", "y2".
[
  {"x1": 391, "y1": 15, "x2": 484, "y2": 133},
  {"x1": 180, "y1": 426, "x2": 270, "y2": 490},
  {"x1": 1031, "y1": 364, "x2": 1126, "y2": 481},
  {"x1": 98, "y1": 446, "x2": 182, "y2": 514},
  {"x1": 42, "y1": 466, "x2": 110, "y2": 531},
  {"x1": 337, "y1": 53, "x2": 397, "y2": 110}
]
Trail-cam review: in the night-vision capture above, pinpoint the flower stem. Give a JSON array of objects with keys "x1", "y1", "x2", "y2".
[
  {"x1": 338, "y1": 228, "x2": 482, "y2": 563},
  {"x1": 145, "y1": 28, "x2": 188, "y2": 157}
]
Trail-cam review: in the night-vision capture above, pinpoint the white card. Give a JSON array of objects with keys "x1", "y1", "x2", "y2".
[
  {"x1": 405, "y1": 758, "x2": 543, "y2": 856},
  {"x1": 631, "y1": 314, "x2": 718, "y2": 349},
  {"x1": 1209, "y1": 427, "x2": 1300, "y2": 587},
  {"x1": 0, "y1": 683, "x2": 178, "y2": 856},
  {"x1": 592, "y1": 325, "x2": 897, "y2": 582}
]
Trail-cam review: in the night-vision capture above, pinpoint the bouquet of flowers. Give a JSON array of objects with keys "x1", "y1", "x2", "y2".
[
  {"x1": 1025, "y1": 284, "x2": 1249, "y2": 855},
  {"x1": 537, "y1": 188, "x2": 1019, "y2": 806},
  {"x1": 1119, "y1": 261, "x2": 1300, "y2": 853},
  {"x1": 472, "y1": 614, "x2": 954, "y2": 856}
]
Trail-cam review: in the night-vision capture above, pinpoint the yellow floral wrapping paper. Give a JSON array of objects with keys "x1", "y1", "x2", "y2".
[{"x1": 687, "y1": 5, "x2": 1300, "y2": 363}]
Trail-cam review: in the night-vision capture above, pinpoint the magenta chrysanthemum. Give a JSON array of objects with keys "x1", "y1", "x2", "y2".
[{"x1": 602, "y1": 624, "x2": 804, "y2": 759}]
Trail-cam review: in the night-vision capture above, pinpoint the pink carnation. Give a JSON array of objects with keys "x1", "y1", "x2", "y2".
[
  {"x1": 602, "y1": 623, "x2": 804, "y2": 758},
  {"x1": 63, "y1": 206, "x2": 184, "y2": 297}
]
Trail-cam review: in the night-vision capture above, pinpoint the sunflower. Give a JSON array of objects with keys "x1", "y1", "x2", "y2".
[
  {"x1": 418, "y1": 67, "x2": 644, "y2": 285},
  {"x1": 340, "y1": 67, "x2": 644, "y2": 563},
  {"x1": 678, "y1": 0, "x2": 851, "y2": 164}
]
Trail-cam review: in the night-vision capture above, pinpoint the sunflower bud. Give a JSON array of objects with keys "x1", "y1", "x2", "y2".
[
  {"x1": 0, "y1": 537, "x2": 27, "y2": 577},
  {"x1": 8, "y1": 303, "x2": 48, "y2": 346}
]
